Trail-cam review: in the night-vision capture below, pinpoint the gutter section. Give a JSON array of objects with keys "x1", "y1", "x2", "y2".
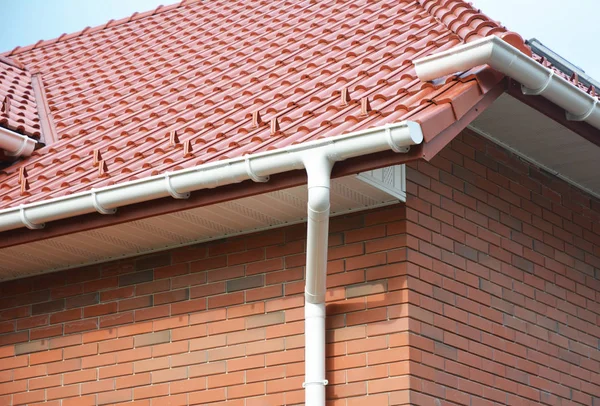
[
  {"x1": 0, "y1": 127, "x2": 36, "y2": 157},
  {"x1": 413, "y1": 36, "x2": 600, "y2": 130},
  {"x1": 0, "y1": 121, "x2": 423, "y2": 232}
]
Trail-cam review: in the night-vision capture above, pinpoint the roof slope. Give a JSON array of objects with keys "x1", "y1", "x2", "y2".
[{"x1": 0, "y1": 0, "x2": 524, "y2": 208}]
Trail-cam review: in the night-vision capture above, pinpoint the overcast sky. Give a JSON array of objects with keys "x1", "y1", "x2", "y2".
[{"x1": 0, "y1": 0, "x2": 599, "y2": 79}]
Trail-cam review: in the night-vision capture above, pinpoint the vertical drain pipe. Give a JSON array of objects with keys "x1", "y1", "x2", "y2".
[{"x1": 302, "y1": 153, "x2": 334, "y2": 406}]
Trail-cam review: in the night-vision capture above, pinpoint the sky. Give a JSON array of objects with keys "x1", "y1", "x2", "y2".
[{"x1": 0, "y1": 0, "x2": 599, "y2": 79}]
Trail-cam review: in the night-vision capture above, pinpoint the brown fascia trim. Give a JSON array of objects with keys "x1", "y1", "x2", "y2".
[
  {"x1": 421, "y1": 80, "x2": 505, "y2": 160},
  {"x1": 30, "y1": 73, "x2": 59, "y2": 146},
  {"x1": 506, "y1": 78, "x2": 600, "y2": 148},
  {"x1": 0, "y1": 82, "x2": 508, "y2": 249}
]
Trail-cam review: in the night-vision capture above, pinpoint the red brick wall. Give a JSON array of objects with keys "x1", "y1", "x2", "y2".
[
  {"x1": 403, "y1": 130, "x2": 600, "y2": 406},
  {"x1": 0, "y1": 130, "x2": 598, "y2": 406},
  {"x1": 0, "y1": 204, "x2": 410, "y2": 405}
]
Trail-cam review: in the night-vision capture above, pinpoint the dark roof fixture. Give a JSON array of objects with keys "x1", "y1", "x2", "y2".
[{"x1": 527, "y1": 37, "x2": 600, "y2": 91}]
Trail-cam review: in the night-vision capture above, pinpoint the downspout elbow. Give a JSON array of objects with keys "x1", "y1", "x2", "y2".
[{"x1": 303, "y1": 153, "x2": 333, "y2": 305}]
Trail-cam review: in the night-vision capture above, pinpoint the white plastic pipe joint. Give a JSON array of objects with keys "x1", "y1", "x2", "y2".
[{"x1": 303, "y1": 153, "x2": 333, "y2": 305}]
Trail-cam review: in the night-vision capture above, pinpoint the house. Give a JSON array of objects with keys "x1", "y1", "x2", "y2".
[{"x1": 0, "y1": 0, "x2": 598, "y2": 404}]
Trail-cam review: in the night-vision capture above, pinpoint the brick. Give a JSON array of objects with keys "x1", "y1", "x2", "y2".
[
  {"x1": 119, "y1": 270, "x2": 154, "y2": 286},
  {"x1": 116, "y1": 372, "x2": 151, "y2": 389},
  {"x1": 246, "y1": 285, "x2": 283, "y2": 302},
  {"x1": 65, "y1": 292, "x2": 99, "y2": 308},
  {"x1": 50, "y1": 308, "x2": 81, "y2": 324},
  {"x1": 100, "y1": 286, "x2": 135, "y2": 302},
  {"x1": 29, "y1": 375, "x2": 61, "y2": 390},
  {"x1": 134, "y1": 304, "x2": 169, "y2": 321},
  {"x1": 13, "y1": 389, "x2": 45, "y2": 405},
  {"x1": 84, "y1": 302, "x2": 117, "y2": 318},
  {"x1": 14, "y1": 315, "x2": 44, "y2": 330},
  {"x1": 62, "y1": 395, "x2": 95, "y2": 406},
  {"x1": 64, "y1": 369, "x2": 97, "y2": 385},
  {"x1": 100, "y1": 312, "x2": 134, "y2": 328},
  {"x1": 171, "y1": 297, "x2": 206, "y2": 315},
  {"x1": 208, "y1": 291, "x2": 244, "y2": 309},
  {"x1": 64, "y1": 342, "x2": 97, "y2": 359},
  {"x1": 83, "y1": 277, "x2": 118, "y2": 293},
  {"x1": 136, "y1": 279, "x2": 170, "y2": 296},
  {"x1": 228, "y1": 248, "x2": 264, "y2": 266},
  {"x1": 134, "y1": 330, "x2": 171, "y2": 347},
  {"x1": 81, "y1": 378, "x2": 114, "y2": 395},
  {"x1": 64, "y1": 319, "x2": 98, "y2": 334},
  {"x1": 15, "y1": 339, "x2": 48, "y2": 354},
  {"x1": 152, "y1": 366, "x2": 187, "y2": 383},
  {"x1": 119, "y1": 295, "x2": 153, "y2": 312},
  {"x1": 31, "y1": 299, "x2": 64, "y2": 315},
  {"x1": 47, "y1": 358, "x2": 81, "y2": 375},
  {"x1": 346, "y1": 281, "x2": 387, "y2": 298},
  {"x1": 135, "y1": 253, "x2": 171, "y2": 271},
  {"x1": 207, "y1": 370, "x2": 245, "y2": 388},
  {"x1": 154, "y1": 288, "x2": 189, "y2": 305},
  {"x1": 30, "y1": 348, "x2": 62, "y2": 365},
  {"x1": 98, "y1": 389, "x2": 132, "y2": 405},
  {"x1": 228, "y1": 302, "x2": 265, "y2": 319},
  {"x1": 246, "y1": 312, "x2": 285, "y2": 329},
  {"x1": 83, "y1": 328, "x2": 117, "y2": 343},
  {"x1": 188, "y1": 361, "x2": 226, "y2": 378},
  {"x1": 226, "y1": 275, "x2": 264, "y2": 292}
]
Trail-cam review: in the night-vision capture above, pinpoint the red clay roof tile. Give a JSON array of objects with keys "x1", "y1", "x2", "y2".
[
  {"x1": 0, "y1": 59, "x2": 42, "y2": 139},
  {"x1": 0, "y1": 0, "x2": 531, "y2": 208}
]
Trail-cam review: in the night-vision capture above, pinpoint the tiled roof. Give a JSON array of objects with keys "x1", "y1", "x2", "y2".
[
  {"x1": 0, "y1": 57, "x2": 42, "y2": 139},
  {"x1": 0, "y1": 0, "x2": 526, "y2": 208}
]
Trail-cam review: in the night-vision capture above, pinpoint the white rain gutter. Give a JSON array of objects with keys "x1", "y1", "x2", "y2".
[
  {"x1": 414, "y1": 36, "x2": 600, "y2": 129},
  {"x1": 0, "y1": 127, "x2": 36, "y2": 157},
  {"x1": 0, "y1": 120, "x2": 423, "y2": 406}
]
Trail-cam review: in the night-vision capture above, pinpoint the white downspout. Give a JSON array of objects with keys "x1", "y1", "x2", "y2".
[
  {"x1": 0, "y1": 127, "x2": 36, "y2": 157},
  {"x1": 302, "y1": 153, "x2": 333, "y2": 406}
]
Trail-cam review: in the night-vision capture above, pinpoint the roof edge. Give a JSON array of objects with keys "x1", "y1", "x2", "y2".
[
  {"x1": 414, "y1": 36, "x2": 600, "y2": 136},
  {"x1": 0, "y1": 121, "x2": 423, "y2": 233}
]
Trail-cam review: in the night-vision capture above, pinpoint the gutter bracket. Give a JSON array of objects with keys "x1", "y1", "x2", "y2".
[
  {"x1": 385, "y1": 124, "x2": 410, "y2": 153},
  {"x1": 165, "y1": 173, "x2": 190, "y2": 199},
  {"x1": 19, "y1": 205, "x2": 44, "y2": 230},
  {"x1": 302, "y1": 380, "x2": 329, "y2": 388},
  {"x1": 244, "y1": 155, "x2": 269, "y2": 182},
  {"x1": 91, "y1": 190, "x2": 116, "y2": 215},
  {"x1": 567, "y1": 97, "x2": 599, "y2": 121},
  {"x1": 521, "y1": 70, "x2": 554, "y2": 96}
]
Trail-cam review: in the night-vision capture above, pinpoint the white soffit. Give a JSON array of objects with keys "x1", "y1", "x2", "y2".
[
  {"x1": 0, "y1": 166, "x2": 406, "y2": 280},
  {"x1": 470, "y1": 93, "x2": 600, "y2": 199}
]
